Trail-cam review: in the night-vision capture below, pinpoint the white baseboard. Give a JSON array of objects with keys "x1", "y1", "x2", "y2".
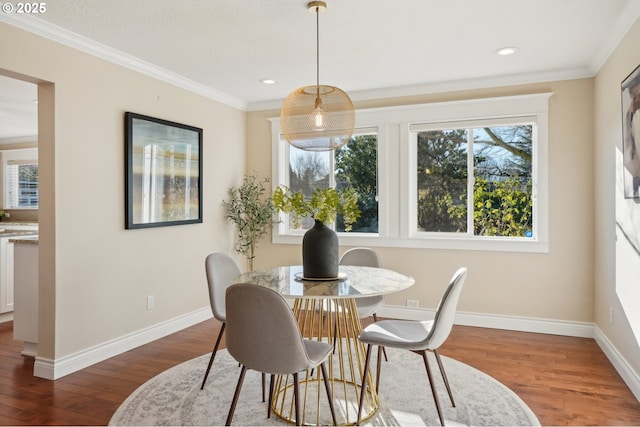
[
  {"x1": 379, "y1": 305, "x2": 594, "y2": 337},
  {"x1": 0, "y1": 312, "x2": 13, "y2": 324},
  {"x1": 34, "y1": 307, "x2": 212, "y2": 380},
  {"x1": 593, "y1": 325, "x2": 640, "y2": 402},
  {"x1": 379, "y1": 305, "x2": 639, "y2": 403}
]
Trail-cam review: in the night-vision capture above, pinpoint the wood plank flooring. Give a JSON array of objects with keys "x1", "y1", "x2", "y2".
[{"x1": 1, "y1": 318, "x2": 639, "y2": 425}]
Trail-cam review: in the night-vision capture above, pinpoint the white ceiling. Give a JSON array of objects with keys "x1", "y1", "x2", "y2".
[
  {"x1": 0, "y1": 76, "x2": 37, "y2": 142},
  {"x1": 2, "y1": 0, "x2": 640, "y2": 140}
]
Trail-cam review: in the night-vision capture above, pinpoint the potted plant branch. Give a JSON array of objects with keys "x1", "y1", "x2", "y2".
[
  {"x1": 273, "y1": 186, "x2": 360, "y2": 231},
  {"x1": 273, "y1": 185, "x2": 360, "y2": 278},
  {"x1": 223, "y1": 173, "x2": 276, "y2": 271}
]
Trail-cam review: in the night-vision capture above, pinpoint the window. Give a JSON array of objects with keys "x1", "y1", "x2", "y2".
[
  {"x1": 279, "y1": 131, "x2": 379, "y2": 234},
  {"x1": 413, "y1": 121, "x2": 533, "y2": 238},
  {"x1": 336, "y1": 134, "x2": 378, "y2": 233},
  {"x1": 271, "y1": 93, "x2": 549, "y2": 252},
  {"x1": 3, "y1": 149, "x2": 39, "y2": 209}
]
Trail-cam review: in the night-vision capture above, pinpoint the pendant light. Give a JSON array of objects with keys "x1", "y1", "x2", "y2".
[{"x1": 280, "y1": 1, "x2": 355, "y2": 151}]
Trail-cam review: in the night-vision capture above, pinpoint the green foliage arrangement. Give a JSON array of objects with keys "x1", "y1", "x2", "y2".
[
  {"x1": 223, "y1": 173, "x2": 276, "y2": 271},
  {"x1": 273, "y1": 185, "x2": 361, "y2": 231}
]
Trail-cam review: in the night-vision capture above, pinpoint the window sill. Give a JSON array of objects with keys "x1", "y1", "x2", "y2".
[{"x1": 272, "y1": 233, "x2": 548, "y2": 253}]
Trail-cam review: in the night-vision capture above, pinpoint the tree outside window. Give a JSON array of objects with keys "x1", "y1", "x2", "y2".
[
  {"x1": 287, "y1": 134, "x2": 378, "y2": 233},
  {"x1": 336, "y1": 134, "x2": 378, "y2": 232},
  {"x1": 416, "y1": 124, "x2": 533, "y2": 238}
]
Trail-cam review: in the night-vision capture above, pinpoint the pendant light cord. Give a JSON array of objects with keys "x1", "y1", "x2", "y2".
[{"x1": 316, "y1": 5, "x2": 320, "y2": 93}]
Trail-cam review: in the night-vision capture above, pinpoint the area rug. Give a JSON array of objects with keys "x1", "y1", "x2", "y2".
[{"x1": 109, "y1": 347, "x2": 539, "y2": 426}]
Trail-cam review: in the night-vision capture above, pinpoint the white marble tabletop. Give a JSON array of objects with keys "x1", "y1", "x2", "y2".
[{"x1": 232, "y1": 265, "x2": 415, "y2": 299}]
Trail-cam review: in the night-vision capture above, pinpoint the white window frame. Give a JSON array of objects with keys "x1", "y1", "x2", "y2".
[
  {"x1": 409, "y1": 116, "x2": 537, "y2": 238},
  {"x1": 270, "y1": 93, "x2": 550, "y2": 253},
  {"x1": 2, "y1": 148, "x2": 39, "y2": 210}
]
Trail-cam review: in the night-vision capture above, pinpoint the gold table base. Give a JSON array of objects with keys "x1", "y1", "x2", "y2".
[{"x1": 270, "y1": 298, "x2": 379, "y2": 426}]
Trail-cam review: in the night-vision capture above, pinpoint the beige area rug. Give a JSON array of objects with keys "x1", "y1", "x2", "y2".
[{"x1": 109, "y1": 347, "x2": 539, "y2": 426}]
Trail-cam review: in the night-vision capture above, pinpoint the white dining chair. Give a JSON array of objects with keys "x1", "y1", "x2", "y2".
[
  {"x1": 355, "y1": 267, "x2": 468, "y2": 426},
  {"x1": 339, "y1": 247, "x2": 387, "y2": 360},
  {"x1": 340, "y1": 248, "x2": 385, "y2": 319}
]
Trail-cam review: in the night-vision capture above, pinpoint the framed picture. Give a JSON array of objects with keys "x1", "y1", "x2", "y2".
[
  {"x1": 622, "y1": 63, "x2": 640, "y2": 199},
  {"x1": 125, "y1": 112, "x2": 203, "y2": 229}
]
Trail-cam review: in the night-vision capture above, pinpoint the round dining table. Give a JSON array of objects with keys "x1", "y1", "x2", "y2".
[{"x1": 232, "y1": 264, "x2": 415, "y2": 426}]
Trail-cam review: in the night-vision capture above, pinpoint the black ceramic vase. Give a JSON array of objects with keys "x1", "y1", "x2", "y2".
[{"x1": 302, "y1": 220, "x2": 339, "y2": 278}]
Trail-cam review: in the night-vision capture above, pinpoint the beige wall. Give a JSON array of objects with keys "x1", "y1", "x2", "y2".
[
  {"x1": 1, "y1": 22, "x2": 246, "y2": 360},
  {"x1": 594, "y1": 18, "x2": 640, "y2": 375},
  {"x1": 248, "y1": 79, "x2": 595, "y2": 323}
]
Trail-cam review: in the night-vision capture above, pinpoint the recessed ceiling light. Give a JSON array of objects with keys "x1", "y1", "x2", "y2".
[
  {"x1": 496, "y1": 47, "x2": 517, "y2": 56},
  {"x1": 260, "y1": 79, "x2": 276, "y2": 85}
]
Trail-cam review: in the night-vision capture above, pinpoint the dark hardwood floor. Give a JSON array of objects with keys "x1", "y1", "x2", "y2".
[{"x1": 1, "y1": 318, "x2": 639, "y2": 426}]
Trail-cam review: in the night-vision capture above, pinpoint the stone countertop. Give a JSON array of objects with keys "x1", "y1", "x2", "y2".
[
  {"x1": 0, "y1": 230, "x2": 37, "y2": 237},
  {"x1": 0, "y1": 222, "x2": 39, "y2": 243},
  {"x1": 1, "y1": 231, "x2": 39, "y2": 244},
  {"x1": 10, "y1": 236, "x2": 39, "y2": 244}
]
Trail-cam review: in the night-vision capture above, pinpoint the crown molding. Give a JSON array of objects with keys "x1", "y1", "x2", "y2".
[
  {"x1": 247, "y1": 67, "x2": 592, "y2": 112},
  {"x1": 0, "y1": 15, "x2": 248, "y2": 111},
  {"x1": 0, "y1": 136, "x2": 38, "y2": 145},
  {"x1": 588, "y1": 0, "x2": 640, "y2": 75}
]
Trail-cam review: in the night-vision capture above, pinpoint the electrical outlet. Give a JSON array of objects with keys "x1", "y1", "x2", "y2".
[
  {"x1": 4, "y1": 212, "x2": 10, "y2": 218},
  {"x1": 147, "y1": 295, "x2": 154, "y2": 310},
  {"x1": 609, "y1": 307, "x2": 614, "y2": 325},
  {"x1": 406, "y1": 299, "x2": 419, "y2": 308}
]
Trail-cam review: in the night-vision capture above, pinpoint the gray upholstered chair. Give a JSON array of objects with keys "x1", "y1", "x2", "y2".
[
  {"x1": 356, "y1": 267, "x2": 468, "y2": 426},
  {"x1": 200, "y1": 253, "x2": 265, "y2": 392},
  {"x1": 200, "y1": 253, "x2": 241, "y2": 390},
  {"x1": 224, "y1": 283, "x2": 338, "y2": 426},
  {"x1": 340, "y1": 247, "x2": 385, "y2": 319}
]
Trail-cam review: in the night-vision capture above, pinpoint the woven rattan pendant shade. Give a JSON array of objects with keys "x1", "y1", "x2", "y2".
[
  {"x1": 281, "y1": 85, "x2": 354, "y2": 151},
  {"x1": 280, "y1": 1, "x2": 355, "y2": 151}
]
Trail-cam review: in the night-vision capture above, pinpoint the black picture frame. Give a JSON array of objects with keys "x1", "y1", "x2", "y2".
[
  {"x1": 622, "y1": 63, "x2": 640, "y2": 199},
  {"x1": 125, "y1": 112, "x2": 203, "y2": 229}
]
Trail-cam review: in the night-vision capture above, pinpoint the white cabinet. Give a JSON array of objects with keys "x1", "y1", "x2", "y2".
[
  {"x1": 0, "y1": 223, "x2": 38, "y2": 231},
  {"x1": 0, "y1": 237, "x2": 14, "y2": 313},
  {"x1": 13, "y1": 239, "x2": 38, "y2": 356},
  {"x1": 0, "y1": 224, "x2": 38, "y2": 314}
]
